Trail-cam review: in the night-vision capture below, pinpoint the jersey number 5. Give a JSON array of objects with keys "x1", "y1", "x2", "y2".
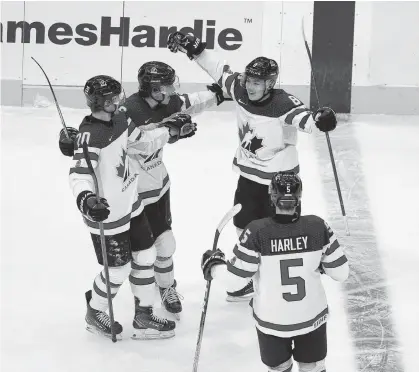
[{"x1": 280, "y1": 258, "x2": 306, "y2": 302}]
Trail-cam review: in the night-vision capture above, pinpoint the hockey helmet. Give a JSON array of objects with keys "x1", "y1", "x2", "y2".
[
  {"x1": 245, "y1": 57, "x2": 279, "y2": 81},
  {"x1": 84, "y1": 75, "x2": 123, "y2": 111},
  {"x1": 138, "y1": 61, "x2": 179, "y2": 99},
  {"x1": 269, "y1": 171, "x2": 302, "y2": 210},
  {"x1": 241, "y1": 57, "x2": 279, "y2": 98}
]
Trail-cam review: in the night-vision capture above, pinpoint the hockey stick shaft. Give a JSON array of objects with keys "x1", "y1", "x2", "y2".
[
  {"x1": 82, "y1": 142, "x2": 117, "y2": 343},
  {"x1": 31, "y1": 57, "x2": 70, "y2": 139},
  {"x1": 192, "y1": 204, "x2": 242, "y2": 372},
  {"x1": 301, "y1": 20, "x2": 350, "y2": 236}
]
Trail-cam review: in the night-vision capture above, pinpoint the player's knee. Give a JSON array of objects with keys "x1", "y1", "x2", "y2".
[
  {"x1": 298, "y1": 359, "x2": 326, "y2": 372},
  {"x1": 236, "y1": 227, "x2": 244, "y2": 237},
  {"x1": 154, "y1": 230, "x2": 176, "y2": 258},
  {"x1": 107, "y1": 262, "x2": 131, "y2": 285},
  {"x1": 266, "y1": 358, "x2": 293, "y2": 371},
  {"x1": 132, "y1": 245, "x2": 157, "y2": 266}
]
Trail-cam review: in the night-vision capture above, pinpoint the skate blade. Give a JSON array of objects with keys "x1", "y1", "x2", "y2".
[
  {"x1": 226, "y1": 294, "x2": 254, "y2": 302},
  {"x1": 131, "y1": 328, "x2": 175, "y2": 340},
  {"x1": 86, "y1": 325, "x2": 123, "y2": 340}
]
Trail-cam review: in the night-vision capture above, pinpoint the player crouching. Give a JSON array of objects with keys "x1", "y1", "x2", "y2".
[{"x1": 201, "y1": 172, "x2": 349, "y2": 371}]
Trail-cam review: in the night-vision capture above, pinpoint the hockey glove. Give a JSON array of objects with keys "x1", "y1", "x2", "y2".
[
  {"x1": 167, "y1": 32, "x2": 206, "y2": 60},
  {"x1": 77, "y1": 191, "x2": 110, "y2": 222},
  {"x1": 164, "y1": 113, "x2": 197, "y2": 141},
  {"x1": 201, "y1": 249, "x2": 227, "y2": 281},
  {"x1": 314, "y1": 107, "x2": 337, "y2": 132},
  {"x1": 207, "y1": 83, "x2": 229, "y2": 106},
  {"x1": 59, "y1": 127, "x2": 79, "y2": 157}
]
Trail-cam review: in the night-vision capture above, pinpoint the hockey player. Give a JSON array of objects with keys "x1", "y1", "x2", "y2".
[
  {"x1": 60, "y1": 62, "x2": 224, "y2": 318},
  {"x1": 167, "y1": 32, "x2": 337, "y2": 301},
  {"x1": 120, "y1": 61, "x2": 225, "y2": 318},
  {"x1": 67, "y1": 75, "x2": 196, "y2": 340},
  {"x1": 201, "y1": 172, "x2": 349, "y2": 372}
]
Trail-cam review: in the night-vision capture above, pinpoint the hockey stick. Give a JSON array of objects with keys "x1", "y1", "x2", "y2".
[
  {"x1": 301, "y1": 19, "x2": 350, "y2": 236},
  {"x1": 31, "y1": 57, "x2": 70, "y2": 139},
  {"x1": 82, "y1": 141, "x2": 118, "y2": 343},
  {"x1": 192, "y1": 203, "x2": 242, "y2": 372}
]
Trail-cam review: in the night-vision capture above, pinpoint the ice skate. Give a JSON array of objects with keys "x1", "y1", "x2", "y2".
[
  {"x1": 85, "y1": 290, "x2": 123, "y2": 340},
  {"x1": 159, "y1": 280, "x2": 183, "y2": 320},
  {"x1": 132, "y1": 298, "x2": 175, "y2": 340},
  {"x1": 226, "y1": 279, "x2": 254, "y2": 302}
]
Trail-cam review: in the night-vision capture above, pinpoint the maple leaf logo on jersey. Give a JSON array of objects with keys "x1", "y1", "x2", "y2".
[
  {"x1": 239, "y1": 122, "x2": 264, "y2": 156},
  {"x1": 116, "y1": 148, "x2": 130, "y2": 182}
]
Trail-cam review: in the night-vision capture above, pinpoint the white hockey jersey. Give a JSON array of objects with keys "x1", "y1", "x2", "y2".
[
  {"x1": 194, "y1": 50, "x2": 318, "y2": 185},
  {"x1": 214, "y1": 214, "x2": 349, "y2": 338},
  {"x1": 69, "y1": 111, "x2": 170, "y2": 236},
  {"x1": 123, "y1": 91, "x2": 217, "y2": 205}
]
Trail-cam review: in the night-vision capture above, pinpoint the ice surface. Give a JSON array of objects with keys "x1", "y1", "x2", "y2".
[{"x1": 1, "y1": 107, "x2": 417, "y2": 372}]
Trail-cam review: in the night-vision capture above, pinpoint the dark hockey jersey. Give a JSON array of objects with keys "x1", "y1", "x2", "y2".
[
  {"x1": 195, "y1": 50, "x2": 317, "y2": 184},
  {"x1": 69, "y1": 110, "x2": 170, "y2": 235},
  {"x1": 122, "y1": 91, "x2": 217, "y2": 204},
  {"x1": 215, "y1": 215, "x2": 349, "y2": 337}
]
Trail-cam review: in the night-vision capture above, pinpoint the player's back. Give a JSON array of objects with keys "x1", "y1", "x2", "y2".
[{"x1": 250, "y1": 214, "x2": 331, "y2": 337}]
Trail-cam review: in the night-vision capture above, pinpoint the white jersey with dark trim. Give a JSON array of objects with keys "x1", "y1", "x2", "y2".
[
  {"x1": 216, "y1": 214, "x2": 349, "y2": 338},
  {"x1": 195, "y1": 50, "x2": 317, "y2": 185},
  {"x1": 123, "y1": 91, "x2": 217, "y2": 204},
  {"x1": 69, "y1": 111, "x2": 170, "y2": 235}
]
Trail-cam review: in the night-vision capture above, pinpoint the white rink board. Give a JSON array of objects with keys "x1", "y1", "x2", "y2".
[
  {"x1": 122, "y1": 1, "x2": 263, "y2": 84},
  {"x1": 22, "y1": 1, "x2": 124, "y2": 86},
  {"x1": 1, "y1": 1, "x2": 25, "y2": 80}
]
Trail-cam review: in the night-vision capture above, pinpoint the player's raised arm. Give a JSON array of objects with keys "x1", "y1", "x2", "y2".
[
  {"x1": 127, "y1": 113, "x2": 197, "y2": 155},
  {"x1": 176, "y1": 83, "x2": 227, "y2": 116},
  {"x1": 167, "y1": 32, "x2": 239, "y2": 100}
]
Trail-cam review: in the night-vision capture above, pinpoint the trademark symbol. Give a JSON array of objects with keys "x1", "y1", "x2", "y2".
[{"x1": 244, "y1": 18, "x2": 252, "y2": 24}]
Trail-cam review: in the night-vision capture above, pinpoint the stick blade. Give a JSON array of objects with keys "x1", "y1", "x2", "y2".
[{"x1": 216, "y1": 203, "x2": 242, "y2": 233}]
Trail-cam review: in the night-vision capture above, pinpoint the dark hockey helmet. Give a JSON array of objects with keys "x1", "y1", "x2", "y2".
[
  {"x1": 138, "y1": 61, "x2": 179, "y2": 98},
  {"x1": 269, "y1": 171, "x2": 302, "y2": 210},
  {"x1": 244, "y1": 57, "x2": 278, "y2": 81},
  {"x1": 84, "y1": 75, "x2": 123, "y2": 111}
]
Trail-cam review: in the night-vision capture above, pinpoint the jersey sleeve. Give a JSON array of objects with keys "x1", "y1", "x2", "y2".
[
  {"x1": 127, "y1": 122, "x2": 170, "y2": 156},
  {"x1": 212, "y1": 223, "x2": 261, "y2": 292},
  {"x1": 68, "y1": 130, "x2": 99, "y2": 198},
  {"x1": 320, "y1": 221, "x2": 349, "y2": 282},
  {"x1": 194, "y1": 50, "x2": 240, "y2": 101},
  {"x1": 176, "y1": 91, "x2": 218, "y2": 116},
  {"x1": 278, "y1": 93, "x2": 316, "y2": 134}
]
